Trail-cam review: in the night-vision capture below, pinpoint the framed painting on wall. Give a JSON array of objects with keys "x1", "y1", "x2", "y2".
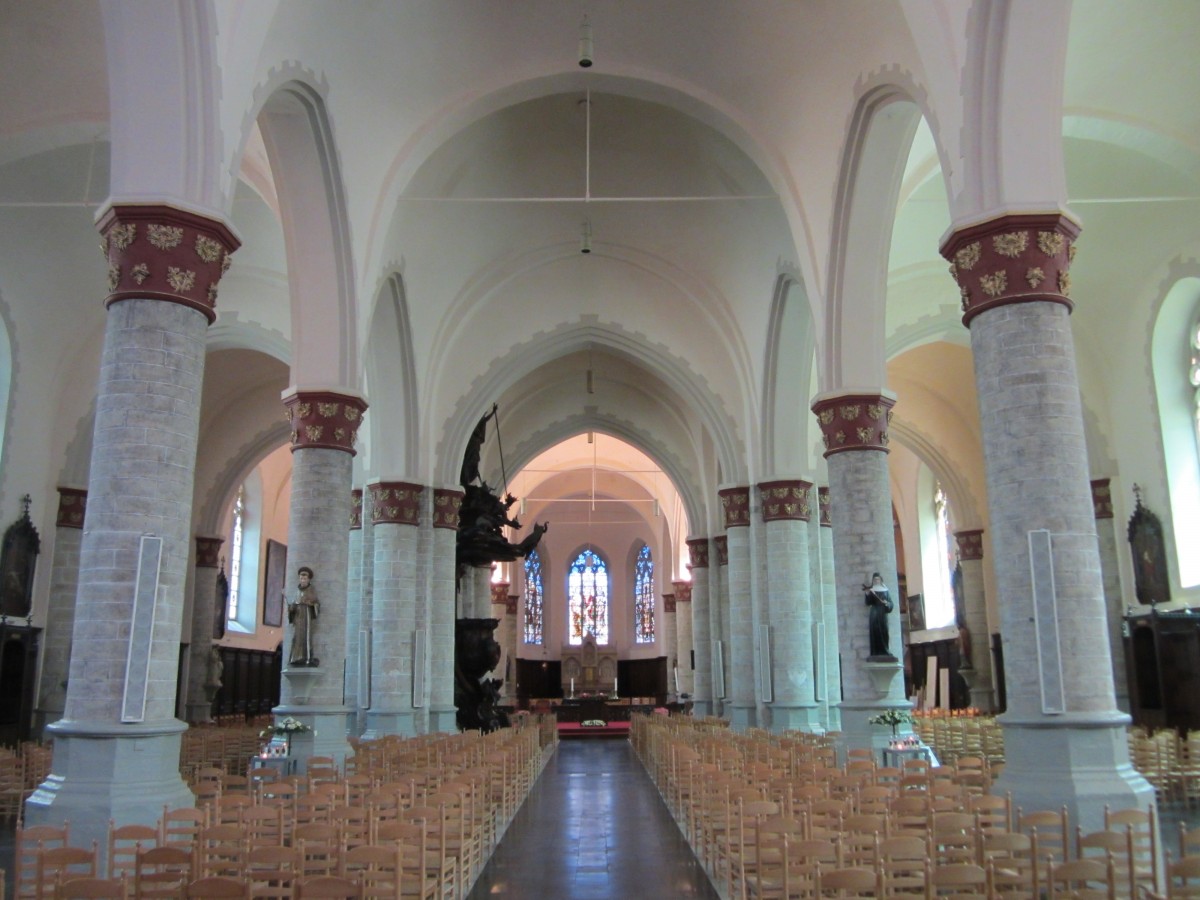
[{"x1": 263, "y1": 540, "x2": 287, "y2": 627}]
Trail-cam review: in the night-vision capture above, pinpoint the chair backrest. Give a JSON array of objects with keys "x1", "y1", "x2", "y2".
[
  {"x1": 183, "y1": 876, "x2": 250, "y2": 899},
  {"x1": 815, "y1": 864, "x2": 880, "y2": 898},
  {"x1": 294, "y1": 875, "x2": 361, "y2": 900},
  {"x1": 107, "y1": 822, "x2": 158, "y2": 880},
  {"x1": 56, "y1": 877, "x2": 128, "y2": 900},
  {"x1": 1047, "y1": 857, "x2": 1117, "y2": 900}
]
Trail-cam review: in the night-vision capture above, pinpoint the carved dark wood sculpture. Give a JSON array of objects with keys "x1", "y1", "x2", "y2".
[
  {"x1": 1128, "y1": 484, "x2": 1170, "y2": 606},
  {"x1": 0, "y1": 495, "x2": 39, "y2": 621}
]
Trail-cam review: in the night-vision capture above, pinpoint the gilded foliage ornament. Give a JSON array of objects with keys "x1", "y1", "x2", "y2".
[
  {"x1": 880, "y1": 431, "x2": 890, "y2": 446},
  {"x1": 195, "y1": 235, "x2": 223, "y2": 263},
  {"x1": 317, "y1": 402, "x2": 340, "y2": 418},
  {"x1": 131, "y1": 263, "x2": 150, "y2": 285},
  {"x1": 295, "y1": 403, "x2": 311, "y2": 418},
  {"x1": 818, "y1": 409, "x2": 834, "y2": 425},
  {"x1": 207, "y1": 283, "x2": 218, "y2": 303},
  {"x1": 867, "y1": 404, "x2": 884, "y2": 420},
  {"x1": 856, "y1": 426, "x2": 873, "y2": 443},
  {"x1": 979, "y1": 271, "x2": 1008, "y2": 299},
  {"x1": 1037, "y1": 231, "x2": 1065, "y2": 257},
  {"x1": 1058, "y1": 271, "x2": 1071, "y2": 296},
  {"x1": 992, "y1": 231, "x2": 1028, "y2": 258},
  {"x1": 840, "y1": 404, "x2": 861, "y2": 421},
  {"x1": 166, "y1": 267, "x2": 196, "y2": 292},
  {"x1": 109, "y1": 223, "x2": 137, "y2": 251},
  {"x1": 107, "y1": 265, "x2": 120, "y2": 291},
  {"x1": 221, "y1": 254, "x2": 232, "y2": 275},
  {"x1": 834, "y1": 430, "x2": 846, "y2": 445},
  {"x1": 334, "y1": 427, "x2": 347, "y2": 443},
  {"x1": 1026, "y1": 267, "x2": 1045, "y2": 289},
  {"x1": 960, "y1": 284, "x2": 971, "y2": 311},
  {"x1": 1068, "y1": 243, "x2": 1077, "y2": 262},
  {"x1": 148, "y1": 224, "x2": 184, "y2": 250},
  {"x1": 304, "y1": 425, "x2": 324, "y2": 441},
  {"x1": 344, "y1": 406, "x2": 361, "y2": 422},
  {"x1": 955, "y1": 241, "x2": 982, "y2": 271}
]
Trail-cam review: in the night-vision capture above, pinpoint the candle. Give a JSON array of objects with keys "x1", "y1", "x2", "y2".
[
  {"x1": 674, "y1": 667, "x2": 679, "y2": 692},
  {"x1": 570, "y1": 677, "x2": 574, "y2": 693},
  {"x1": 614, "y1": 677, "x2": 618, "y2": 692}
]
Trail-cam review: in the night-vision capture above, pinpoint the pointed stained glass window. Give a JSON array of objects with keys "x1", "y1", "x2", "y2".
[
  {"x1": 634, "y1": 544, "x2": 655, "y2": 643},
  {"x1": 568, "y1": 549, "x2": 609, "y2": 645},
  {"x1": 523, "y1": 549, "x2": 543, "y2": 645}
]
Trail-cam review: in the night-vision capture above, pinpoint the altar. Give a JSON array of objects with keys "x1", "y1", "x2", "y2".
[{"x1": 560, "y1": 636, "x2": 618, "y2": 696}]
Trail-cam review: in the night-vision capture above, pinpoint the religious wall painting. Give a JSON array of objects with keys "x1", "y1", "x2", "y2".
[
  {"x1": 1128, "y1": 486, "x2": 1170, "y2": 606},
  {"x1": 263, "y1": 540, "x2": 287, "y2": 627},
  {"x1": 0, "y1": 496, "x2": 39, "y2": 620}
]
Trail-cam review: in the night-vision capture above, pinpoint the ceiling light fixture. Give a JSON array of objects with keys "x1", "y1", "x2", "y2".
[{"x1": 578, "y1": 15, "x2": 593, "y2": 68}]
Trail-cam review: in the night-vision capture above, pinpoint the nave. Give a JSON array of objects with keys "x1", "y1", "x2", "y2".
[{"x1": 468, "y1": 741, "x2": 716, "y2": 899}]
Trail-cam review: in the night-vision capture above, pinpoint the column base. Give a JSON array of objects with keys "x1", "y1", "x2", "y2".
[
  {"x1": 994, "y1": 712, "x2": 1154, "y2": 834},
  {"x1": 271, "y1": 705, "x2": 353, "y2": 773},
  {"x1": 362, "y1": 709, "x2": 417, "y2": 740},
  {"x1": 769, "y1": 703, "x2": 823, "y2": 733},
  {"x1": 729, "y1": 704, "x2": 756, "y2": 732},
  {"x1": 34, "y1": 707, "x2": 64, "y2": 739},
  {"x1": 25, "y1": 719, "x2": 194, "y2": 857},
  {"x1": 427, "y1": 707, "x2": 458, "y2": 734}
]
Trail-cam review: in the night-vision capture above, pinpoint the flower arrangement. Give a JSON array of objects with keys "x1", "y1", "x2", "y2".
[
  {"x1": 581, "y1": 719, "x2": 607, "y2": 728},
  {"x1": 259, "y1": 716, "x2": 312, "y2": 739},
  {"x1": 868, "y1": 709, "x2": 913, "y2": 734}
]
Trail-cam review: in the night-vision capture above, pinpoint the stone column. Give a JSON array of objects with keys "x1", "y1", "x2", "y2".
[
  {"x1": 674, "y1": 580, "x2": 695, "y2": 699},
  {"x1": 812, "y1": 392, "x2": 907, "y2": 753},
  {"x1": 719, "y1": 488, "x2": 755, "y2": 729},
  {"x1": 489, "y1": 581, "x2": 510, "y2": 696},
  {"x1": 184, "y1": 536, "x2": 224, "y2": 724},
  {"x1": 686, "y1": 539, "x2": 712, "y2": 715},
  {"x1": 35, "y1": 488, "x2": 87, "y2": 734},
  {"x1": 355, "y1": 487, "x2": 376, "y2": 735},
  {"x1": 472, "y1": 566, "x2": 494, "y2": 619},
  {"x1": 662, "y1": 593, "x2": 678, "y2": 695},
  {"x1": 364, "y1": 481, "x2": 421, "y2": 738},
  {"x1": 760, "y1": 479, "x2": 821, "y2": 731},
  {"x1": 816, "y1": 488, "x2": 841, "y2": 731},
  {"x1": 503, "y1": 591, "x2": 519, "y2": 701},
  {"x1": 428, "y1": 489, "x2": 461, "y2": 732},
  {"x1": 953, "y1": 530, "x2": 995, "y2": 711},
  {"x1": 942, "y1": 214, "x2": 1151, "y2": 827},
  {"x1": 344, "y1": 490, "x2": 363, "y2": 730},
  {"x1": 27, "y1": 205, "x2": 238, "y2": 842},
  {"x1": 1091, "y1": 479, "x2": 1129, "y2": 712},
  {"x1": 275, "y1": 389, "x2": 367, "y2": 767},
  {"x1": 712, "y1": 536, "x2": 729, "y2": 716}
]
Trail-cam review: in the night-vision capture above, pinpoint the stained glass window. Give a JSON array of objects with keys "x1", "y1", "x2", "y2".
[
  {"x1": 227, "y1": 486, "x2": 245, "y2": 621},
  {"x1": 634, "y1": 543, "x2": 655, "y2": 643},
  {"x1": 568, "y1": 549, "x2": 609, "y2": 645},
  {"x1": 523, "y1": 549, "x2": 543, "y2": 645}
]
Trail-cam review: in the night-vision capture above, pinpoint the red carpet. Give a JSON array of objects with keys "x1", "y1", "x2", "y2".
[{"x1": 557, "y1": 721, "x2": 631, "y2": 740}]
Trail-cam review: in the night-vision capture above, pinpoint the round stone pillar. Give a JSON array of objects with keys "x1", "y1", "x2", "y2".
[
  {"x1": 720, "y1": 487, "x2": 755, "y2": 729},
  {"x1": 275, "y1": 388, "x2": 367, "y2": 768},
  {"x1": 942, "y1": 213, "x2": 1151, "y2": 828},
  {"x1": 953, "y1": 530, "x2": 995, "y2": 711},
  {"x1": 184, "y1": 536, "x2": 224, "y2": 724},
  {"x1": 344, "y1": 490, "x2": 364, "y2": 730},
  {"x1": 816, "y1": 488, "x2": 841, "y2": 731},
  {"x1": 364, "y1": 481, "x2": 422, "y2": 738},
  {"x1": 472, "y1": 565, "x2": 493, "y2": 620},
  {"x1": 428, "y1": 489, "x2": 461, "y2": 733},
  {"x1": 712, "y1": 535, "x2": 729, "y2": 716},
  {"x1": 661, "y1": 592, "x2": 678, "y2": 695},
  {"x1": 760, "y1": 479, "x2": 820, "y2": 731},
  {"x1": 673, "y1": 581, "x2": 694, "y2": 698},
  {"x1": 686, "y1": 538, "x2": 712, "y2": 716},
  {"x1": 35, "y1": 488, "x2": 88, "y2": 734},
  {"x1": 812, "y1": 392, "x2": 907, "y2": 753},
  {"x1": 26, "y1": 205, "x2": 239, "y2": 843},
  {"x1": 1091, "y1": 479, "x2": 1130, "y2": 712}
]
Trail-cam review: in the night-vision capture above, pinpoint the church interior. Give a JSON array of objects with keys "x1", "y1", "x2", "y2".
[{"x1": 1, "y1": 1, "x2": 1199, "y2": 895}]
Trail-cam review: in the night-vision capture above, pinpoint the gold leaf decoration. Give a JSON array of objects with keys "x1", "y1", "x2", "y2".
[
  {"x1": 1037, "y1": 231, "x2": 1065, "y2": 257},
  {"x1": 317, "y1": 402, "x2": 340, "y2": 418},
  {"x1": 783, "y1": 503, "x2": 797, "y2": 515},
  {"x1": 1058, "y1": 271, "x2": 1071, "y2": 296},
  {"x1": 296, "y1": 402, "x2": 311, "y2": 418},
  {"x1": 109, "y1": 223, "x2": 137, "y2": 251},
  {"x1": 290, "y1": 430, "x2": 299, "y2": 444},
  {"x1": 1026, "y1": 267, "x2": 1045, "y2": 288},
  {"x1": 960, "y1": 284, "x2": 971, "y2": 311},
  {"x1": 834, "y1": 430, "x2": 846, "y2": 445},
  {"x1": 867, "y1": 404, "x2": 883, "y2": 420},
  {"x1": 207, "y1": 283, "x2": 218, "y2": 304},
  {"x1": 344, "y1": 406, "x2": 361, "y2": 422},
  {"x1": 856, "y1": 426, "x2": 873, "y2": 443},
  {"x1": 880, "y1": 431, "x2": 890, "y2": 446},
  {"x1": 221, "y1": 254, "x2": 232, "y2": 275},
  {"x1": 334, "y1": 427, "x2": 347, "y2": 442},
  {"x1": 979, "y1": 271, "x2": 1008, "y2": 298},
  {"x1": 821, "y1": 434, "x2": 831, "y2": 448},
  {"x1": 195, "y1": 235, "x2": 223, "y2": 263},
  {"x1": 818, "y1": 409, "x2": 834, "y2": 426},
  {"x1": 955, "y1": 241, "x2": 982, "y2": 271},
  {"x1": 947, "y1": 262, "x2": 958, "y2": 283},
  {"x1": 148, "y1": 224, "x2": 184, "y2": 250},
  {"x1": 304, "y1": 425, "x2": 324, "y2": 441},
  {"x1": 166, "y1": 267, "x2": 196, "y2": 292},
  {"x1": 992, "y1": 231, "x2": 1028, "y2": 258},
  {"x1": 839, "y1": 404, "x2": 861, "y2": 421},
  {"x1": 107, "y1": 264, "x2": 120, "y2": 292},
  {"x1": 1068, "y1": 242, "x2": 1077, "y2": 262},
  {"x1": 131, "y1": 263, "x2": 150, "y2": 284}
]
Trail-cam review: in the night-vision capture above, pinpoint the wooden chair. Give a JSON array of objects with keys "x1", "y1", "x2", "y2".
[
  {"x1": 293, "y1": 876, "x2": 361, "y2": 900},
  {"x1": 55, "y1": 877, "x2": 127, "y2": 900},
  {"x1": 1046, "y1": 856, "x2": 1117, "y2": 900},
  {"x1": 980, "y1": 830, "x2": 1039, "y2": 899},
  {"x1": 1018, "y1": 806, "x2": 1070, "y2": 867},
  {"x1": 16, "y1": 823, "x2": 71, "y2": 900},
  {"x1": 294, "y1": 825, "x2": 342, "y2": 879},
  {"x1": 159, "y1": 807, "x2": 205, "y2": 853},
  {"x1": 106, "y1": 822, "x2": 158, "y2": 881},
  {"x1": 876, "y1": 835, "x2": 927, "y2": 898},
  {"x1": 814, "y1": 864, "x2": 880, "y2": 898},
  {"x1": 926, "y1": 861, "x2": 989, "y2": 899},
  {"x1": 375, "y1": 821, "x2": 439, "y2": 900},
  {"x1": 244, "y1": 844, "x2": 300, "y2": 900},
  {"x1": 784, "y1": 838, "x2": 842, "y2": 899},
  {"x1": 841, "y1": 814, "x2": 887, "y2": 868},
  {"x1": 195, "y1": 825, "x2": 246, "y2": 879},
  {"x1": 131, "y1": 846, "x2": 193, "y2": 900},
  {"x1": 1166, "y1": 854, "x2": 1200, "y2": 899},
  {"x1": 37, "y1": 847, "x2": 99, "y2": 900},
  {"x1": 338, "y1": 845, "x2": 401, "y2": 900},
  {"x1": 1076, "y1": 828, "x2": 1136, "y2": 899},
  {"x1": 182, "y1": 877, "x2": 249, "y2": 899},
  {"x1": 1104, "y1": 804, "x2": 1159, "y2": 894}
]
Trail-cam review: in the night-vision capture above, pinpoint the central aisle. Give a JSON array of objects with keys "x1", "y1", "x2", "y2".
[{"x1": 468, "y1": 740, "x2": 718, "y2": 899}]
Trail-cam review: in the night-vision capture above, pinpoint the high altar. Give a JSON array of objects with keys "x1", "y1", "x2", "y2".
[{"x1": 560, "y1": 636, "x2": 618, "y2": 695}]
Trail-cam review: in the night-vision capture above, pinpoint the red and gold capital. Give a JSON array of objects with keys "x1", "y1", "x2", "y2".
[
  {"x1": 369, "y1": 481, "x2": 423, "y2": 526},
  {"x1": 812, "y1": 393, "x2": 895, "y2": 457},
  {"x1": 758, "y1": 479, "x2": 813, "y2": 522},
  {"x1": 284, "y1": 389, "x2": 368, "y2": 454}
]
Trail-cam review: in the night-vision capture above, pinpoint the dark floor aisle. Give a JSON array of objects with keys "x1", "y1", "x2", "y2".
[{"x1": 467, "y1": 740, "x2": 719, "y2": 899}]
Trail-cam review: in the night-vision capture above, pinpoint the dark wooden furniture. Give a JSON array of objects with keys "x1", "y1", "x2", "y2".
[{"x1": 1124, "y1": 608, "x2": 1200, "y2": 731}]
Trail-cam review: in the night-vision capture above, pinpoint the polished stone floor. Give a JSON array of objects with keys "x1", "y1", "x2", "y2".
[{"x1": 467, "y1": 740, "x2": 718, "y2": 899}]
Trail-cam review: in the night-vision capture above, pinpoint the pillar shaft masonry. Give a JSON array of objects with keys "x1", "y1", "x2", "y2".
[
  {"x1": 429, "y1": 489, "x2": 461, "y2": 732},
  {"x1": 35, "y1": 488, "x2": 87, "y2": 734},
  {"x1": 674, "y1": 580, "x2": 695, "y2": 699},
  {"x1": 1092, "y1": 479, "x2": 1129, "y2": 711},
  {"x1": 686, "y1": 539, "x2": 711, "y2": 715},
  {"x1": 953, "y1": 530, "x2": 995, "y2": 711},
  {"x1": 185, "y1": 536, "x2": 223, "y2": 724}
]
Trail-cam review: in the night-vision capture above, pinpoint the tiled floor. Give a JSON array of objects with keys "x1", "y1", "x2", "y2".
[{"x1": 467, "y1": 740, "x2": 718, "y2": 899}]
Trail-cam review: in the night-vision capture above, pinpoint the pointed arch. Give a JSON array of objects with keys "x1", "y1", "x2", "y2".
[
  {"x1": 363, "y1": 272, "x2": 419, "y2": 476},
  {"x1": 762, "y1": 271, "x2": 817, "y2": 475}
]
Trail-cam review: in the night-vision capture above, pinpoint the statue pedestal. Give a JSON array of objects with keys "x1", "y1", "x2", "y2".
[
  {"x1": 282, "y1": 668, "x2": 321, "y2": 704},
  {"x1": 863, "y1": 658, "x2": 901, "y2": 698}
]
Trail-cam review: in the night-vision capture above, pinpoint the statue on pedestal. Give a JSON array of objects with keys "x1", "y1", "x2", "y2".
[{"x1": 864, "y1": 572, "x2": 895, "y2": 659}]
